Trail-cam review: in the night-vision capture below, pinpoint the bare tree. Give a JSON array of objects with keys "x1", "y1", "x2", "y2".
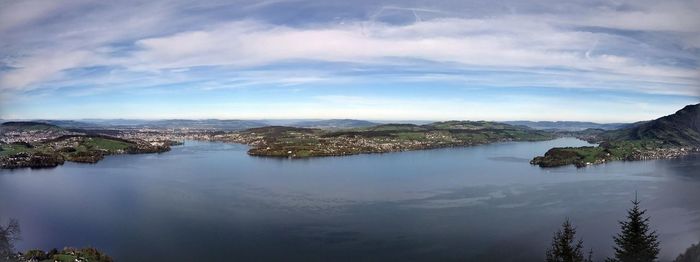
[{"x1": 0, "y1": 218, "x2": 20, "y2": 262}]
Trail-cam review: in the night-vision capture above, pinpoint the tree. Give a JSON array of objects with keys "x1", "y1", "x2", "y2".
[
  {"x1": 546, "y1": 218, "x2": 593, "y2": 262},
  {"x1": 0, "y1": 218, "x2": 21, "y2": 262},
  {"x1": 609, "y1": 194, "x2": 660, "y2": 262},
  {"x1": 674, "y1": 242, "x2": 700, "y2": 262}
]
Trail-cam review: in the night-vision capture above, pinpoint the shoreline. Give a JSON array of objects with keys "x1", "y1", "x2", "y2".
[
  {"x1": 0, "y1": 136, "x2": 177, "y2": 170},
  {"x1": 244, "y1": 137, "x2": 557, "y2": 158},
  {"x1": 531, "y1": 145, "x2": 700, "y2": 168}
]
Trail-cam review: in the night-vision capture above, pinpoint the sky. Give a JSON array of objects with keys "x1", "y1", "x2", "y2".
[{"x1": 0, "y1": 0, "x2": 698, "y2": 122}]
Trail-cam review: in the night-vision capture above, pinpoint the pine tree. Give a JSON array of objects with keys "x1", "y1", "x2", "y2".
[
  {"x1": 609, "y1": 194, "x2": 660, "y2": 262},
  {"x1": 546, "y1": 218, "x2": 592, "y2": 262}
]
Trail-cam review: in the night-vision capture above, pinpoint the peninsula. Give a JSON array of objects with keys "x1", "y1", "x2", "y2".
[
  {"x1": 220, "y1": 121, "x2": 555, "y2": 158},
  {"x1": 531, "y1": 103, "x2": 700, "y2": 168},
  {"x1": 0, "y1": 122, "x2": 174, "y2": 169}
]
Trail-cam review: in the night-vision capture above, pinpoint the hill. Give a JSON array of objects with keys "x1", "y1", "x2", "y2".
[
  {"x1": 531, "y1": 103, "x2": 700, "y2": 168},
  {"x1": 502, "y1": 121, "x2": 627, "y2": 131},
  {"x1": 0, "y1": 122, "x2": 64, "y2": 133},
  {"x1": 289, "y1": 119, "x2": 378, "y2": 129},
  {"x1": 601, "y1": 104, "x2": 700, "y2": 146},
  {"x1": 430, "y1": 120, "x2": 526, "y2": 130},
  {"x1": 65, "y1": 119, "x2": 268, "y2": 130},
  {"x1": 35, "y1": 120, "x2": 100, "y2": 129},
  {"x1": 226, "y1": 121, "x2": 555, "y2": 158},
  {"x1": 142, "y1": 119, "x2": 267, "y2": 130}
]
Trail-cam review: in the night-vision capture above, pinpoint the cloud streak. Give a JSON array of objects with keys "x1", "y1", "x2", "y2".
[
  {"x1": 0, "y1": 0, "x2": 698, "y2": 119},
  {"x1": 121, "y1": 18, "x2": 697, "y2": 95}
]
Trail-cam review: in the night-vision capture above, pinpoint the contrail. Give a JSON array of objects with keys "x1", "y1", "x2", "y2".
[
  {"x1": 585, "y1": 40, "x2": 599, "y2": 59},
  {"x1": 412, "y1": 9, "x2": 422, "y2": 22}
]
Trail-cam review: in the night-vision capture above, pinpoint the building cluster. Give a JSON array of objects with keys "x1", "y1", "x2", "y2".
[
  {"x1": 239, "y1": 130, "x2": 509, "y2": 157},
  {"x1": 625, "y1": 146, "x2": 699, "y2": 161},
  {"x1": 0, "y1": 129, "x2": 80, "y2": 143}
]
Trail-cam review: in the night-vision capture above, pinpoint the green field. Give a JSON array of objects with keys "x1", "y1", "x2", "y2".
[
  {"x1": 0, "y1": 144, "x2": 37, "y2": 156},
  {"x1": 82, "y1": 137, "x2": 132, "y2": 151},
  {"x1": 395, "y1": 132, "x2": 426, "y2": 140}
]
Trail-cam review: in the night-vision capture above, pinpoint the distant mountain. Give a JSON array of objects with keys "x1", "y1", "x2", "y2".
[
  {"x1": 140, "y1": 119, "x2": 268, "y2": 130},
  {"x1": 502, "y1": 121, "x2": 627, "y2": 131},
  {"x1": 602, "y1": 103, "x2": 700, "y2": 146},
  {"x1": 289, "y1": 119, "x2": 379, "y2": 129},
  {"x1": 1, "y1": 121, "x2": 62, "y2": 130},
  {"x1": 323, "y1": 120, "x2": 555, "y2": 137},
  {"x1": 243, "y1": 126, "x2": 317, "y2": 136},
  {"x1": 71, "y1": 119, "x2": 268, "y2": 130},
  {"x1": 80, "y1": 119, "x2": 153, "y2": 126},
  {"x1": 4, "y1": 119, "x2": 378, "y2": 130},
  {"x1": 0, "y1": 122, "x2": 65, "y2": 136},
  {"x1": 430, "y1": 120, "x2": 527, "y2": 130},
  {"x1": 35, "y1": 120, "x2": 100, "y2": 129}
]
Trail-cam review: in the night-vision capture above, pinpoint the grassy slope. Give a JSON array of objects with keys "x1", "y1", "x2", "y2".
[
  {"x1": 1, "y1": 136, "x2": 134, "y2": 163},
  {"x1": 0, "y1": 144, "x2": 37, "y2": 156},
  {"x1": 82, "y1": 137, "x2": 132, "y2": 151}
]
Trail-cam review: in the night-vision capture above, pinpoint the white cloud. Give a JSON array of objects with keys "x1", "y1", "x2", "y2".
[
  {"x1": 0, "y1": 0, "x2": 68, "y2": 33},
  {"x1": 0, "y1": 51, "x2": 93, "y2": 90},
  {"x1": 0, "y1": 0, "x2": 698, "y2": 98},
  {"x1": 121, "y1": 18, "x2": 698, "y2": 96},
  {"x1": 569, "y1": 1, "x2": 700, "y2": 33}
]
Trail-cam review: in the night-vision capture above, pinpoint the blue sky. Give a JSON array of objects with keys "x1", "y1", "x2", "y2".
[{"x1": 0, "y1": 0, "x2": 698, "y2": 122}]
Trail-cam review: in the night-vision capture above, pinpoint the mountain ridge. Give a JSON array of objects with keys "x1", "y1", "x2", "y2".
[
  {"x1": 502, "y1": 121, "x2": 628, "y2": 131},
  {"x1": 531, "y1": 103, "x2": 700, "y2": 168},
  {"x1": 601, "y1": 103, "x2": 700, "y2": 146}
]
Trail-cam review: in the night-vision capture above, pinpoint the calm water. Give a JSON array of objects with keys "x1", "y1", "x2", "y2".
[{"x1": 1, "y1": 138, "x2": 699, "y2": 261}]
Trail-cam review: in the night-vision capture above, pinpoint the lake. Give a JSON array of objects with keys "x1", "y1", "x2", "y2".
[{"x1": 1, "y1": 138, "x2": 698, "y2": 261}]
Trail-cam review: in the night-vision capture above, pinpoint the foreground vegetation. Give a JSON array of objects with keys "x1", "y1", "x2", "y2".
[
  {"x1": 21, "y1": 247, "x2": 113, "y2": 262},
  {"x1": 546, "y1": 196, "x2": 675, "y2": 262},
  {"x1": 675, "y1": 244, "x2": 700, "y2": 262},
  {"x1": 1, "y1": 219, "x2": 112, "y2": 262}
]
